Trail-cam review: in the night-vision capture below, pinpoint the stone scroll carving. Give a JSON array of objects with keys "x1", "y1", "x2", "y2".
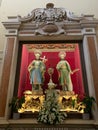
[
  {"x1": 19, "y1": 3, "x2": 83, "y2": 23},
  {"x1": 12, "y1": 3, "x2": 98, "y2": 36},
  {"x1": 18, "y1": 3, "x2": 84, "y2": 35}
]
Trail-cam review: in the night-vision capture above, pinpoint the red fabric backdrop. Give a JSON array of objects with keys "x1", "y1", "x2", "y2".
[{"x1": 18, "y1": 44, "x2": 84, "y2": 97}]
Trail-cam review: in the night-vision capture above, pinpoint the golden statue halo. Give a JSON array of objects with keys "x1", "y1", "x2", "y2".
[{"x1": 58, "y1": 50, "x2": 66, "y2": 58}]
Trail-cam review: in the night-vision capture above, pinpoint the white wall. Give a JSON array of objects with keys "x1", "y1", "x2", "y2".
[{"x1": 0, "y1": 0, "x2": 98, "y2": 50}]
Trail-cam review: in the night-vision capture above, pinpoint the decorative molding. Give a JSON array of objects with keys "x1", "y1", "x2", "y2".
[
  {"x1": 83, "y1": 28, "x2": 96, "y2": 35},
  {"x1": 2, "y1": 3, "x2": 98, "y2": 36},
  {"x1": 0, "y1": 119, "x2": 97, "y2": 130},
  {"x1": 26, "y1": 43, "x2": 76, "y2": 52},
  {"x1": 6, "y1": 29, "x2": 18, "y2": 36}
]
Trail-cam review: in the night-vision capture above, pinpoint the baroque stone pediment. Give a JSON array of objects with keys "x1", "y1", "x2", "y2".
[
  {"x1": 17, "y1": 3, "x2": 85, "y2": 35},
  {"x1": 19, "y1": 3, "x2": 83, "y2": 23},
  {"x1": 2, "y1": 3, "x2": 98, "y2": 36}
]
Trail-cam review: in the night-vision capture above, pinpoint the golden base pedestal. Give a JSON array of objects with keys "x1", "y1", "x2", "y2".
[
  {"x1": 59, "y1": 91, "x2": 85, "y2": 113},
  {"x1": 18, "y1": 90, "x2": 85, "y2": 114},
  {"x1": 18, "y1": 90, "x2": 45, "y2": 113}
]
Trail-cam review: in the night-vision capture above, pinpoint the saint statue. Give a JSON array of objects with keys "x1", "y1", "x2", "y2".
[
  {"x1": 28, "y1": 50, "x2": 46, "y2": 91},
  {"x1": 56, "y1": 51, "x2": 79, "y2": 91}
]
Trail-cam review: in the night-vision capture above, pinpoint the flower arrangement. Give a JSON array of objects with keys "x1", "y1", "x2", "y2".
[{"x1": 38, "y1": 89, "x2": 67, "y2": 124}]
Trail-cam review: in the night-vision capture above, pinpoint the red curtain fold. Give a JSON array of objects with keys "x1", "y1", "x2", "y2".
[{"x1": 18, "y1": 45, "x2": 29, "y2": 97}]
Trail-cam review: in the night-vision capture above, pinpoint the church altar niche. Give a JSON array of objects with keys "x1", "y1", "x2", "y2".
[
  {"x1": 16, "y1": 43, "x2": 86, "y2": 114},
  {"x1": 1, "y1": 3, "x2": 98, "y2": 120},
  {"x1": 18, "y1": 43, "x2": 85, "y2": 113},
  {"x1": 18, "y1": 43, "x2": 84, "y2": 97}
]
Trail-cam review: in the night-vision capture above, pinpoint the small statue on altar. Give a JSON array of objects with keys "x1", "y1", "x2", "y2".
[
  {"x1": 56, "y1": 51, "x2": 79, "y2": 91},
  {"x1": 28, "y1": 50, "x2": 46, "y2": 91}
]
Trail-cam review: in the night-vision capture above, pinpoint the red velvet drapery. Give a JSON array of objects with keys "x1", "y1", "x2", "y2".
[{"x1": 18, "y1": 44, "x2": 84, "y2": 97}]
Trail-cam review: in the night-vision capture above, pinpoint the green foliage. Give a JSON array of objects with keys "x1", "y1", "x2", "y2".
[
  {"x1": 38, "y1": 89, "x2": 67, "y2": 124},
  {"x1": 9, "y1": 96, "x2": 25, "y2": 113},
  {"x1": 82, "y1": 96, "x2": 95, "y2": 113}
]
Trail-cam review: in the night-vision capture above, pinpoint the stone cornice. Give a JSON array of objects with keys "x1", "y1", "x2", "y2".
[{"x1": 2, "y1": 21, "x2": 21, "y2": 29}]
